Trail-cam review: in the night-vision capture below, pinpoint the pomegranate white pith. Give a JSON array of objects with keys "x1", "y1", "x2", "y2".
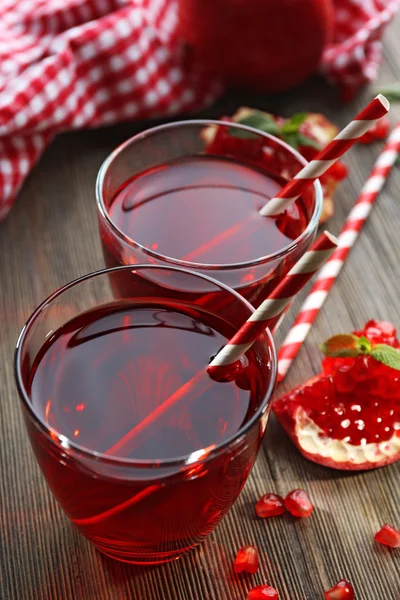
[{"x1": 291, "y1": 406, "x2": 400, "y2": 470}]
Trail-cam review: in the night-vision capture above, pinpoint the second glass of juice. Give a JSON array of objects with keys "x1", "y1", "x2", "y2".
[{"x1": 97, "y1": 120, "x2": 322, "y2": 319}]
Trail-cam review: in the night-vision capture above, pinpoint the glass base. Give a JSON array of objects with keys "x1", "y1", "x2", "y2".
[{"x1": 94, "y1": 541, "x2": 200, "y2": 565}]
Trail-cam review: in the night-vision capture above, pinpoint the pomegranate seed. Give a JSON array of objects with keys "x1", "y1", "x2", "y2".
[
  {"x1": 374, "y1": 117, "x2": 391, "y2": 139},
  {"x1": 374, "y1": 523, "x2": 400, "y2": 548},
  {"x1": 359, "y1": 118, "x2": 390, "y2": 144},
  {"x1": 358, "y1": 130, "x2": 375, "y2": 145},
  {"x1": 350, "y1": 355, "x2": 371, "y2": 382},
  {"x1": 326, "y1": 161, "x2": 348, "y2": 181},
  {"x1": 284, "y1": 489, "x2": 314, "y2": 518},
  {"x1": 234, "y1": 545, "x2": 259, "y2": 574},
  {"x1": 247, "y1": 585, "x2": 279, "y2": 599},
  {"x1": 334, "y1": 367, "x2": 355, "y2": 394},
  {"x1": 256, "y1": 493, "x2": 286, "y2": 518},
  {"x1": 362, "y1": 319, "x2": 397, "y2": 342},
  {"x1": 324, "y1": 579, "x2": 355, "y2": 599}
]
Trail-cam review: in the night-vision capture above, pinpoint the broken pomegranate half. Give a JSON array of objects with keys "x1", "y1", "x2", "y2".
[{"x1": 273, "y1": 321, "x2": 400, "y2": 470}]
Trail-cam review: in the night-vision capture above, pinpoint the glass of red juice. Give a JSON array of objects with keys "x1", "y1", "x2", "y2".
[
  {"x1": 97, "y1": 120, "x2": 322, "y2": 324},
  {"x1": 15, "y1": 264, "x2": 276, "y2": 564}
]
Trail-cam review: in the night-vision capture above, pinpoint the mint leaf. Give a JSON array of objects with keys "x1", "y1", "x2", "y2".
[
  {"x1": 231, "y1": 110, "x2": 309, "y2": 143},
  {"x1": 282, "y1": 123, "x2": 300, "y2": 134},
  {"x1": 376, "y1": 83, "x2": 400, "y2": 102},
  {"x1": 281, "y1": 112, "x2": 308, "y2": 134},
  {"x1": 321, "y1": 334, "x2": 364, "y2": 357},
  {"x1": 229, "y1": 126, "x2": 260, "y2": 139},
  {"x1": 238, "y1": 110, "x2": 275, "y2": 124},
  {"x1": 357, "y1": 336, "x2": 372, "y2": 353},
  {"x1": 258, "y1": 121, "x2": 281, "y2": 135},
  {"x1": 290, "y1": 112, "x2": 308, "y2": 126},
  {"x1": 370, "y1": 344, "x2": 400, "y2": 370},
  {"x1": 233, "y1": 111, "x2": 281, "y2": 138},
  {"x1": 297, "y1": 133, "x2": 321, "y2": 149},
  {"x1": 282, "y1": 132, "x2": 299, "y2": 149}
]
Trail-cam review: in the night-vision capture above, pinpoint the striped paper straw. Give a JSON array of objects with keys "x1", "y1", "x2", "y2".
[
  {"x1": 208, "y1": 231, "x2": 338, "y2": 376},
  {"x1": 260, "y1": 94, "x2": 390, "y2": 217},
  {"x1": 106, "y1": 232, "x2": 337, "y2": 458},
  {"x1": 277, "y1": 121, "x2": 400, "y2": 382}
]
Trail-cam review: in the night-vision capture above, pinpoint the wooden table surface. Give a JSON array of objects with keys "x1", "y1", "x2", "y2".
[{"x1": 2, "y1": 17, "x2": 400, "y2": 600}]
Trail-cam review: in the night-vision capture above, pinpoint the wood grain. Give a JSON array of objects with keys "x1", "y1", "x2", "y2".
[{"x1": 1, "y1": 16, "x2": 400, "y2": 600}]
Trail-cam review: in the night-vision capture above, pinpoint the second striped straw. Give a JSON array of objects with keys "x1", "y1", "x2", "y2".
[{"x1": 277, "y1": 121, "x2": 400, "y2": 382}]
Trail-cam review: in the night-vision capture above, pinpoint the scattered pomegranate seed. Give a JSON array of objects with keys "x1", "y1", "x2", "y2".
[
  {"x1": 284, "y1": 489, "x2": 314, "y2": 518},
  {"x1": 256, "y1": 493, "x2": 286, "y2": 518},
  {"x1": 247, "y1": 585, "x2": 279, "y2": 599},
  {"x1": 324, "y1": 579, "x2": 355, "y2": 600},
  {"x1": 374, "y1": 523, "x2": 400, "y2": 548},
  {"x1": 234, "y1": 545, "x2": 259, "y2": 574}
]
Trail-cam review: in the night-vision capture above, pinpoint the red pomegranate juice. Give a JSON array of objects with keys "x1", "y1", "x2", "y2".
[
  {"x1": 101, "y1": 156, "x2": 308, "y2": 307},
  {"x1": 25, "y1": 299, "x2": 270, "y2": 563}
]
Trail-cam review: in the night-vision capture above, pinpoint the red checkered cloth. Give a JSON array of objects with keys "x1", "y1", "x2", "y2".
[
  {"x1": 322, "y1": 0, "x2": 400, "y2": 100},
  {"x1": 0, "y1": 0, "x2": 399, "y2": 221}
]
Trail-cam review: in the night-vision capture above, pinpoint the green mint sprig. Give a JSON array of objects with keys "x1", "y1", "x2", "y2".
[
  {"x1": 321, "y1": 333, "x2": 400, "y2": 370},
  {"x1": 231, "y1": 110, "x2": 320, "y2": 150}
]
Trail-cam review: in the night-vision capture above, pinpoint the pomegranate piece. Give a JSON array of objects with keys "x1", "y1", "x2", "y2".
[
  {"x1": 325, "y1": 161, "x2": 348, "y2": 182},
  {"x1": 256, "y1": 493, "x2": 286, "y2": 518},
  {"x1": 353, "y1": 319, "x2": 399, "y2": 348},
  {"x1": 324, "y1": 579, "x2": 355, "y2": 600},
  {"x1": 359, "y1": 117, "x2": 391, "y2": 144},
  {"x1": 234, "y1": 545, "x2": 259, "y2": 574},
  {"x1": 247, "y1": 585, "x2": 279, "y2": 599},
  {"x1": 374, "y1": 523, "x2": 400, "y2": 548},
  {"x1": 284, "y1": 489, "x2": 314, "y2": 518},
  {"x1": 273, "y1": 320, "x2": 400, "y2": 470}
]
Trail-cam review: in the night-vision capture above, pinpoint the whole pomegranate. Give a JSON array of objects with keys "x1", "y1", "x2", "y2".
[{"x1": 178, "y1": 0, "x2": 334, "y2": 92}]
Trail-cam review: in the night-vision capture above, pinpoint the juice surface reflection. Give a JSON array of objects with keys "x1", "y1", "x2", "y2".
[
  {"x1": 101, "y1": 155, "x2": 309, "y2": 311},
  {"x1": 108, "y1": 156, "x2": 307, "y2": 265}
]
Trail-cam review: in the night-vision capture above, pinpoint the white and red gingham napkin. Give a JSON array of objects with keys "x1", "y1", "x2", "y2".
[
  {"x1": 0, "y1": 0, "x2": 399, "y2": 221},
  {"x1": 322, "y1": 0, "x2": 400, "y2": 100}
]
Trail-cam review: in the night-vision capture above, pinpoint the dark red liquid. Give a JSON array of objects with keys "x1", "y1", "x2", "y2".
[
  {"x1": 25, "y1": 300, "x2": 270, "y2": 563},
  {"x1": 108, "y1": 156, "x2": 306, "y2": 264},
  {"x1": 100, "y1": 156, "x2": 309, "y2": 308}
]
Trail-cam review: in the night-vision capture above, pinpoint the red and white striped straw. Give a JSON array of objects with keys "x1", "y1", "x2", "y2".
[
  {"x1": 277, "y1": 121, "x2": 400, "y2": 382},
  {"x1": 260, "y1": 94, "x2": 390, "y2": 217},
  {"x1": 207, "y1": 231, "x2": 338, "y2": 376},
  {"x1": 106, "y1": 231, "x2": 337, "y2": 457}
]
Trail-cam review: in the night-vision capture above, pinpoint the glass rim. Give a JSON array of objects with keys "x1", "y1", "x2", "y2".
[
  {"x1": 15, "y1": 264, "x2": 277, "y2": 470},
  {"x1": 96, "y1": 119, "x2": 323, "y2": 271}
]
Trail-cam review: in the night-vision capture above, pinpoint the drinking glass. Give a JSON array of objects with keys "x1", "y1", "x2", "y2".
[
  {"x1": 15, "y1": 265, "x2": 277, "y2": 564},
  {"x1": 97, "y1": 119, "x2": 322, "y2": 321}
]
